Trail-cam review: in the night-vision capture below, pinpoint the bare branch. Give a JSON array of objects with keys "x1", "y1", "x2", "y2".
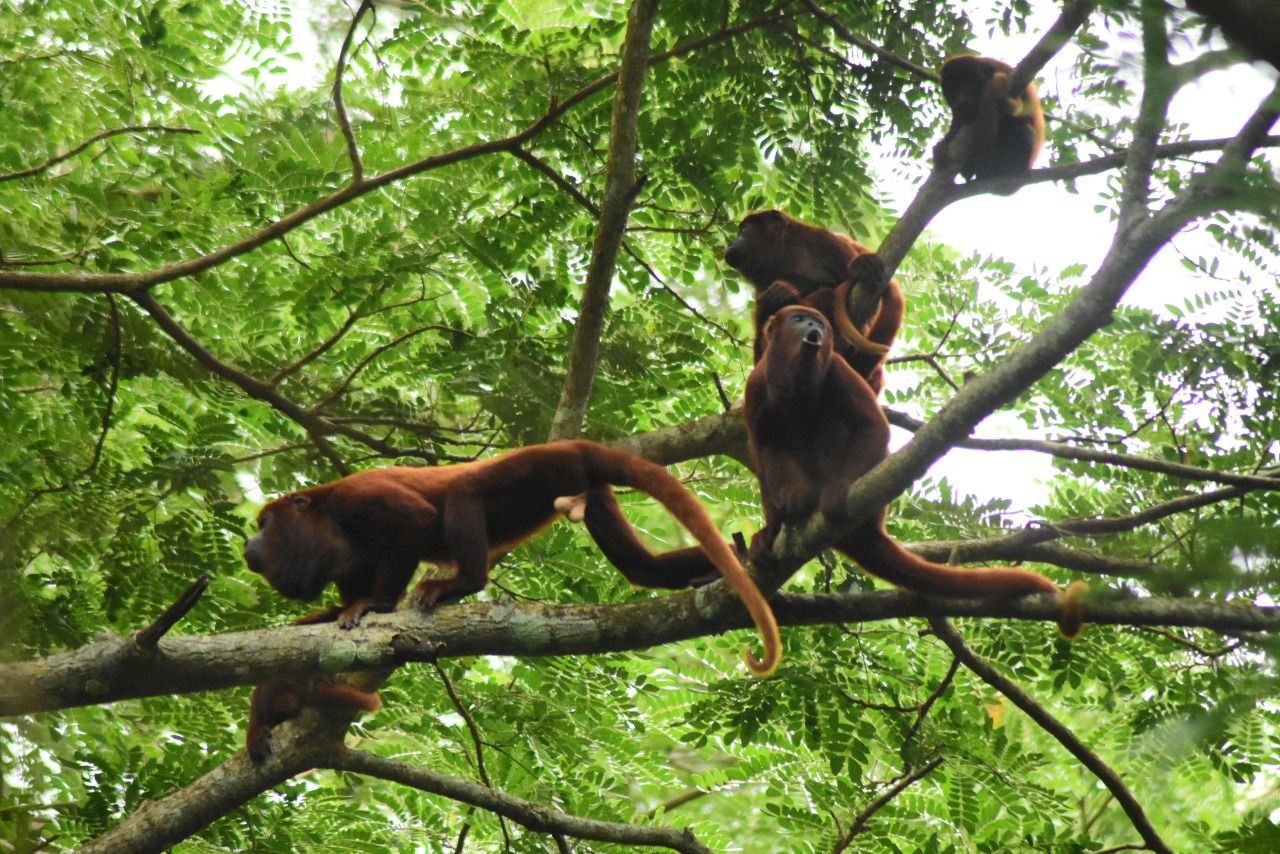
[
  {"x1": 547, "y1": 0, "x2": 660, "y2": 441},
  {"x1": 4, "y1": 588, "x2": 1276, "y2": 717},
  {"x1": 907, "y1": 539, "x2": 1165, "y2": 580},
  {"x1": 833, "y1": 756, "x2": 945, "y2": 852},
  {"x1": 950, "y1": 134, "x2": 1280, "y2": 198},
  {"x1": 132, "y1": 576, "x2": 210, "y2": 651},
  {"x1": 929, "y1": 617, "x2": 1174, "y2": 854},
  {"x1": 798, "y1": 0, "x2": 935, "y2": 80},
  {"x1": 329, "y1": 747, "x2": 715, "y2": 853},
  {"x1": 333, "y1": 0, "x2": 374, "y2": 182},
  {"x1": 887, "y1": 409, "x2": 1280, "y2": 490},
  {"x1": 0, "y1": 125, "x2": 199, "y2": 184}
]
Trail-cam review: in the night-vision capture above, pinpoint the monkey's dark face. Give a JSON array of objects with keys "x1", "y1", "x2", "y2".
[
  {"x1": 940, "y1": 55, "x2": 1006, "y2": 119},
  {"x1": 245, "y1": 494, "x2": 354, "y2": 602},
  {"x1": 725, "y1": 210, "x2": 788, "y2": 284}
]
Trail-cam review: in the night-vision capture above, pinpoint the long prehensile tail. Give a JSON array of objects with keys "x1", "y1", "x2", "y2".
[{"x1": 588, "y1": 444, "x2": 782, "y2": 675}]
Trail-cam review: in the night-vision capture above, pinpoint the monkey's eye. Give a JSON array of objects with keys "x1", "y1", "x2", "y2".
[{"x1": 257, "y1": 515, "x2": 268, "y2": 532}]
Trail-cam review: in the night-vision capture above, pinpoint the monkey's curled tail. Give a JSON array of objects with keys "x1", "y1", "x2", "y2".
[
  {"x1": 841, "y1": 524, "x2": 1084, "y2": 638},
  {"x1": 590, "y1": 446, "x2": 782, "y2": 676}
]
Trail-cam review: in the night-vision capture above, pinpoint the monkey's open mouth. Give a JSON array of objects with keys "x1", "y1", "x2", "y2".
[{"x1": 803, "y1": 328, "x2": 824, "y2": 347}]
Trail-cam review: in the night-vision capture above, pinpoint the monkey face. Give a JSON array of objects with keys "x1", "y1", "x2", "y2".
[
  {"x1": 770, "y1": 306, "x2": 829, "y2": 355},
  {"x1": 244, "y1": 494, "x2": 356, "y2": 601},
  {"x1": 725, "y1": 209, "x2": 788, "y2": 284}
]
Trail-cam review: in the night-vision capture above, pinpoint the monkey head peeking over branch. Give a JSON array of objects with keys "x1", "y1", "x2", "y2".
[{"x1": 744, "y1": 305, "x2": 1084, "y2": 636}]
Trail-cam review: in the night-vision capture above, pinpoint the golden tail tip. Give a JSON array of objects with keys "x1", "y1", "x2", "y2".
[
  {"x1": 1058, "y1": 580, "x2": 1088, "y2": 640},
  {"x1": 743, "y1": 644, "x2": 779, "y2": 678}
]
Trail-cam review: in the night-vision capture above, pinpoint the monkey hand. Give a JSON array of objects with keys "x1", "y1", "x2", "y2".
[
  {"x1": 409, "y1": 577, "x2": 454, "y2": 610},
  {"x1": 845, "y1": 251, "x2": 886, "y2": 290},
  {"x1": 758, "y1": 280, "x2": 803, "y2": 316},
  {"x1": 336, "y1": 598, "x2": 393, "y2": 629},
  {"x1": 771, "y1": 482, "x2": 818, "y2": 523},
  {"x1": 553, "y1": 492, "x2": 589, "y2": 523}
]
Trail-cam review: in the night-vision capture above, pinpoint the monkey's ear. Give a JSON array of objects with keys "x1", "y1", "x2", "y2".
[{"x1": 762, "y1": 314, "x2": 778, "y2": 337}]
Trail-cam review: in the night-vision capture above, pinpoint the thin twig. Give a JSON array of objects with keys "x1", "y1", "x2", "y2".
[
  {"x1": 887, "y1": 409, "x2": 1280, "y2": 491},
  {"x1": 433, "y1": 662, "x2": 512, "y2": 848},
  {"x1": 832, "y1": 756, "x2": 945, "y2": 852},
  {"x1": 328, "y1": 747, "x2": 715, "y2": 854},
  {"x1": 0, "y1": 125, "x2": 198, "y2": 183},
  {"x1": 132, "y1": 576, "x2": 210, "y2": 650},
  {"x1": 129, "y1": 291, "x2": 421, "y2": 459},
  {"x1": 902, "y1": 657, "x2": 960, "y2": 748},
  {"x1": 308, "y1": 324, "x2": 453, "y2": 411},
  {"x1": 929, "y1": 617, "x2": 1173, "y2": 854},
  {"x1": 333, "y1": 0, "x2": 374, "y2": 182},
  {"x1": 799, "y1": 0, "x2": 935, "y2": 79}
]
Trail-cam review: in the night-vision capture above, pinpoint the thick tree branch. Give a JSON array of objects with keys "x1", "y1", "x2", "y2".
[
  {"x1": 4, "y1": 588, "x2": 1275, "y2": 717},
  {"x1": 929, "y1": 616, "x2": 1174, "y2": 854},
  {"x1": 759, "y1": 75, "x2": 1280, "y2": 587},
  {"x1": 1003, "y1": 0, "x2": 1096, "y2": 98},
  {"x1": 887, "y1": 409, "x2": 1280, "y2": 491},
  {"x1": 548, "y1": 0, "x2": 659, "y2": 441},
  {"x1": 75, "y1": 750, "x2": 309, "y2": 854},
  {"x1": 948, "y1": 133, "x2": 1280, "y2": 198}
]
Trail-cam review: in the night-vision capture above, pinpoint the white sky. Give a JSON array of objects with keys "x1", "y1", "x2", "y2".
[{"x1": 884, "y1": 25, "x2": 1278, "y2": 516}]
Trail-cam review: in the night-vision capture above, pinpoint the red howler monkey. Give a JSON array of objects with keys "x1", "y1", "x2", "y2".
[
  {"x1": 246, "y1": 677, "x2": 381, "y2": 762},
  {"x1": 242, "y1": 441, "x2": 782, "y2": 757},
  {"x1": 243, "y1": 440, "x2": 780, "y2": 675},
  {"x1": 1187, "y1": 0, "x2": 1280, "y2": 70},
  {"x1": 745, "y1": 306, "x2": 1083, "y2": 636},
  {"x1": 939, "y1": 55, "x2": 1045, "y2": 185},
  {"x1": 725, "y1": 209, "x2": 904, "y2": 396}
]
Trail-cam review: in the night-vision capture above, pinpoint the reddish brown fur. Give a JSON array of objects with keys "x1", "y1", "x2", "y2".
[
  {"x1": 725, "y1": 209, "x2": 904, "y2": 396},
  {"x1": 244, "y1": 440, "x2": 780, "y2": 674},
  {"x1": 939, "y1": 55, "x2": 1045, "y2": 186},
  {"x1": 246, "y1": 677, "x2": 381, "y2": 762},
  {"x1": 745, "y1": 306, "x2": 1081, "y2": 633},
  {"x1": 242, "y1": 442, "x2": 783, "y2": 757},
  {"x1": 1187, "y1": 0, "x2": 1280, "y2": 70}
]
